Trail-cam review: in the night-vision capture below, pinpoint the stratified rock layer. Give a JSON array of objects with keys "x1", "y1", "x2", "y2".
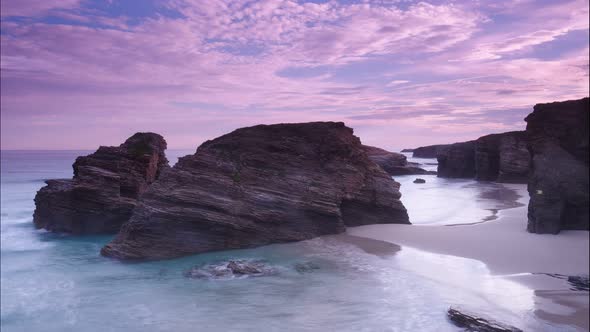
[
  {"x1": 436, "y1": 131, "x2": 530, "y2": 183},
  {"x1": 102, "y1": 122, "x2": 409, "y2": 260},
  {"x1": 475, "y1": 131, "x2": 530, "y2": 183},
  {"x1": 33, "y1": 133, "x2": 168, "y2": 234},
  {"x1": 363, "y1": 145, "x2": 434, "y2": 176},
  {"x1": 412, "y1": 144, "x2": 450, "y2": 158},
  {"x1": 437, "y1": 141, "x2": 477, "y2": 178},
  {"x1": 525, "y1": 97, "x2": 589, "y2": 234}
]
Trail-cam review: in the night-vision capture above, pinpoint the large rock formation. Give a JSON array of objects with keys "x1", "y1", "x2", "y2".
[
  {"x1": 437, "y1": 141, "x2": 477, "y2": 178},
  {"x1": 363, "y1": 145, "x2": 434, "y2": 176},
  {"x1": 101, "y1": 122, "x2": 410, "y2": 260},
  {"x1": 412, "y1": 144, "x2": 450, "y2": 158},
  {"x1": 525, "y1": 97, "x2": 589, "y2": 234},
  {"x1": 33, "y1": 133, "x2": 168, "y2": 234},
  {"x1": 436, "y1": 132, "x2": 530, "y2": 183},
  {"x1": 475, "y1": 131, "x2": 530, "y2": 183}
]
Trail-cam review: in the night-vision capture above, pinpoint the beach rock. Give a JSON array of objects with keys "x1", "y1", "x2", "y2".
[
  {"x1": 525, "y1": 97, "x2": 589, "y2": 234},
  {"x1": 294, "y1": 261, "x2": 321, "y2": 273},
  {"x1": 447, "y1": 307, "x2": 523, "y2": 332},
  {"x1": 33, "y1": 133, "x2": 168, "y2": 234},
  {"x1": 475, "y1": 131, "x2": 530, "y2": 183},
  {"x1": 401, "y1": 148, "x2": 414, "y2": 152},
  {"x1": 437, "y1": 141, "x2": 477, "y2": 178},
  {"x1": 101, "y1": 122, "x2": 410, "y2": 260},
  {"x1": 363, "y1": 145, "x2": 434, "y2": 176},
  {"x1": 413, "y1": 178, "x2": 426, "y2": 184},
  {"x1": 412, "y1": 144, "x2": 450, "y2": 158},
  {"x1": 184, "y1": 260, "x2": 276, "y2": 279}
]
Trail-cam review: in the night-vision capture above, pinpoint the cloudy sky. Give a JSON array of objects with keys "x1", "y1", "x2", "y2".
[{"x1": 1, "y1": 0, "x2": 588, "y2": 150}]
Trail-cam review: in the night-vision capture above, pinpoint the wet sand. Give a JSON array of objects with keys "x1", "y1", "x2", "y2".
[{"x1": 348, "y1": 183, "x2": 589, "y2": 330}]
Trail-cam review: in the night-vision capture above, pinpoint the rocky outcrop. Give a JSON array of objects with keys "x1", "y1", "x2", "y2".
[
  {"x1": 101, "y1": 122, "x2": 410, "y2": 260},
  {"x1": 33, "y1": 133, "x2": 168, "y2": 234},
  {"x1": 363, "y1": 145, "x2": 434, "y2": 176},
  {"x1": 437, "y1": 141, "x2": 477, "y2": 178},
  {"x1": 436, "y1": 132, "x2": 530, "y2": 183},
  {"x1": 447, "y1": 307, "x2": 522, "y2": 332},
  {"x1": 475, "y1": 131, "x2": 530, "y2": 183},
  {"x1": 184, "y1": 260, "x2": 277, "y2": 279},
  {"x1": 401, "y1": 148, "x2": 414, "y2": 153},
  {"x1": 525, "y1": 97, "x2": 589, "y2": 234},
  {"x1": 412, "y1": 144, "x2": 450, "y2": 158}
]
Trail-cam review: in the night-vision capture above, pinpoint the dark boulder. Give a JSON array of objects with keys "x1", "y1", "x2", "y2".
[
  {"x1": 448, "y1": 307, "x2": 523, "y2": 332},
  {"x1": 412, "y1": 144, "x2": 450, "y2": 158},
  {"x1": 475, "y1": 131, "x2": 530, "y2": 183},
  {"x1": 101, "y1": 122, "x2": 409, "y2": 260},
  {"x1": 363, "y1": 145, "x2": 434, "y2": 176},
  {"x1": 525, "y1": 97, "x2": 589, "y2": 234},
  {"x1": 437, "y1": 141, "x2": 477, "y2": 178},
  {"x1": 33, "y1": 133, "x2": 168, "y2": 234},
  {"x1": 184, "y1": 260, "x2": 277, "y2": 279},
  {"x1": 413, "y1": 178, "x2": 426, "y2": 184}
]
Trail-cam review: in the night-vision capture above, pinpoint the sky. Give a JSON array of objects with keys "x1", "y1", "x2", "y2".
[{"x1": 1, "y1": 0, "x2": 588, "y2": 151}]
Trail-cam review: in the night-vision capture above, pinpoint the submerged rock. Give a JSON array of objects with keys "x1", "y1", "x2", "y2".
[
  {"x1": 102, "y1": 122, "x2": 409, "y2": 260},
  {"x1": 413, "y1": 178, "x2": 426, "y2": 184},
  {"x1": 184, "y1": 260, "x2": 276, "y2": 279},
  {"x1": 294, "y1": 261, "x2": 321, "y2": 273},
  {"x1": 447, "y1": 307, "x2": 523, "y2": 332},
  {"x1": 363, "y1": 145, "x2": 434, "y2": 176},
  {"x1": 33, "y1": 133, "x2": 168, "y2": 234},
  {"x1": 567, "y1": 275, "x2": 590, "y2": 291},
  {"x1": 525, "y1": 97, "x2": 589, "y2": 234}
]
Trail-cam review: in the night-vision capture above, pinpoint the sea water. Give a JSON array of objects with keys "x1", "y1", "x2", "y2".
[{"x1": 0, "y1": 150, "x2": 573, "y2": 332}]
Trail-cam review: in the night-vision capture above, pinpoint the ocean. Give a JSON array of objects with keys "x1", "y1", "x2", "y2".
[{"x1": 0, "y1": 150, "x2": 567, "y2": 332}]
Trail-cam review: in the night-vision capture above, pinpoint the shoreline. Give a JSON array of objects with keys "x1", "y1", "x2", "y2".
[{"x1": 347, "y1": 183, "x2": 589, "y2": 330}]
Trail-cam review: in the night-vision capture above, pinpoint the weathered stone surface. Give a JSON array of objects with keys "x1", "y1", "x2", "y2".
[
  {"x1": 525, "y1": 97, "x2": 589, "y2": 234},
  {"x1": 33, "y1": 133, "x2": 168, "y2": 234},
  {"x1": 448, "y1": 307, "x2": 523, "y2": 332},
  {"x1": 102, "y1": 122, "x2": 409, "y2": 260},
  {"x1": 184, "y1": 260, "x2": 277, "y2": 279},
  {"x1": 437, "y1": 141, "x2": 476, "y2": 178},
  {"x1": 363, "y1": 145, "x2": 434, "y2": 176},
  {"x1": 475, "y1": 131, "x2": 530, "y2": 183},
  {"x1": 412, "y1": 144, "x2": 450, "y2": 158}
]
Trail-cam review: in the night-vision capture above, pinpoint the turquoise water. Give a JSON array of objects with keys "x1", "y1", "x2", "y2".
[{"x1": 0, "y1": 150, "x2": 571, "y2": 332}]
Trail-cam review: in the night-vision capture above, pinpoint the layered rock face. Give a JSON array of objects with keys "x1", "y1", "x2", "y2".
[
  {"x1": 102, "y1": 122, "x2": 409, "y2": 260},
  {"x1": 475, "y1": 131, "x2": 530, "y2": 183},
  {"x1": 436, "y1": 132, "x2": 530, "y2": 183},
  {"x1": 33, "y1": 133, "x2": 168, "y2": 234},
  {"x1": 525, "y1": 97, "x2": 589, "y2": 234},
  {"x1": 436, "y1": 141, "x2": 476, "y2": 178},
  {"x1": 412, "y1": 144, "x2": 450, "y2": 158},
  {"x1": 363, "y1": 145, "x2": 434, "y2": 176}
]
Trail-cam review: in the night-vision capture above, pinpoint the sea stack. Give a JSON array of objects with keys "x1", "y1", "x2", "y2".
[
  {"x1": 525, "y1": 97, "x2": 589, "y2": 234},
  {"x1": 102, "y1": 122, "x2": 410, "y2": 260},
  {"x1": 33, "y1": 133, "x2": 168, "y2": 234}
]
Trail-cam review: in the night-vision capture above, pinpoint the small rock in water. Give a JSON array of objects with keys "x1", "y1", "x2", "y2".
[
  {"x1": 184, "y1": 259, "x2": 277, "y2": 280},
  {"x1": 447, "y1": 307, "x2": 522, "y2": 332},
  {"x1": 413, "y1": 178, "x2": 426, "y2": 184},
  {"x1": 567, "y1": 275, "x2": 589, "y2": 291},
  {"x1": 294, "y1": 261, "x2": 320, "y2": 273}
]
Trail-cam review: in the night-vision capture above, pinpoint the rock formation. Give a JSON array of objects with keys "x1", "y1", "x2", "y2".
[
  {"x1": 437, "y1": 141, "x2": 477, "y2": 178},
  {"x1": 447, "y1": 307, "x2": 523, "y2": 332},
  {"x1": 525, "y1": 97, "x2": 589, "y2": 234},
  {"x1": 412, "y1": 144, "x2": 450, "y2": 158},
  {"x1": 436, "y1": 131, "x2": 530, "y2": 183},
  {"x1": 102, "y1": 122, "x2": 410, "y2": 260},
  {"x1": 33, "y1": 133, "x2": 168, "y2": 234},
  {"x1": 363, "y1": 145, "x2": 434, "y2": 176},
  {"x1": 400, "y1": 148, "x2": 414, "y2": 153}
]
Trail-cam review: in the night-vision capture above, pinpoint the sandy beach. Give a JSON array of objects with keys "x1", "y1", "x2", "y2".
[{"x1": 348, "y1": 183, "x2": 590, "y2": 330}]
